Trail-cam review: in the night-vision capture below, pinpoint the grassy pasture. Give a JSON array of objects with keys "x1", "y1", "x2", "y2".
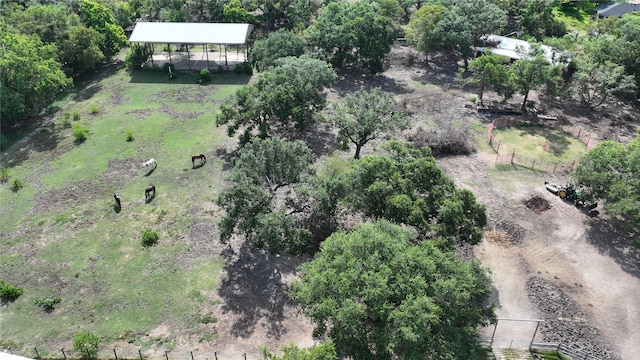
[
  {"x1": 0, "y1": 68, "x2": 248, "y2": 355},
  {"x1": 491, "y1": 125, "x2": 587, "y2": 163}
]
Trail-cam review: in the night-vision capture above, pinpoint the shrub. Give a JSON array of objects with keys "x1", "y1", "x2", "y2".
[
  {"x1": 89, "y1": 104, "x2": 99, "y2": 114},
  {"x1": 470, "y1": 96, "x2": 477, "y2": 103},
  {"x1": 72, "y1": 111, "x2": 81, "y2": 121},
  {"x1": 407, "y1": 124, "x2": 475, "y2": 156},
  {"x1": 73, "y1": 332, "x2": 99, "y2": 360},
  {"x1": 234, "y1": 62, "x2": 253, "y2": 75},
  {"x1": 198, "y1": 68, "x2": 211, "y2": 84},
  {"x1": 11, "y1": 178, "x2": 24, "y2": 192},
  {"x1": 141, "y1": 229, "x2": 159, "y2": 247},
  {"x1": 73, "y1": 123, "x2": 89, "y2": 143},
  {"x1": 126, "y1": 131, "x2": 134, "y2": 142},
  {"x1": 0, "y1": 280, "x2": 24, "y2": 301},
  {"x1": 35, "y1": 297, "x2": 61, "y2": 311},
  {"x1": 0, "y1": 168, "x2": 9, "y2": 182},
  {"x1": 125, "y1": 44, "x2": 151, "y2": 71}
]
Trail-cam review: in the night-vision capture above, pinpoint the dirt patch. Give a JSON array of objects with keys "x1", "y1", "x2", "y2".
[{"x1": 524, "y1": 196, "x2": 551, "y2": 213}]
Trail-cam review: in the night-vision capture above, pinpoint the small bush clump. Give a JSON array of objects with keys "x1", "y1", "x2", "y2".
[
  {"x1": 89, "y1": 104, "x2": 99, "y2": 114},
  {"x1": 11, "y1": 178, "x2": 24, "y2": 192},
  {"x1": 198, "y1": 69, "x2": 211, "y2": 84},
  {"x1": 73, "y1": 123, "x2": 89, "y2": 143},
  {"x1": 73, "y1": 332, "x2": 99, "y2": 360},
  {"x1": 72, "y1": 111, "x2": 81, "y2": 121},
  {"x1": 35, "y1": 297, "x2": 61, "y2": 311},
  {"x1": 126, "y1": 131, "x2": 135, "y2": 142},
  {"x1": 1, "y1": 168, "x2": 9, "y2": 182},
  {"x1": 141, "y1": 229, "x2": 159, "y2": 247},
  {"x1": 234, "y1": 62, "x2": 253, "y2": 75},
  {"x1": 0, "y1": 280, "x2": 24, "y2": 301}
]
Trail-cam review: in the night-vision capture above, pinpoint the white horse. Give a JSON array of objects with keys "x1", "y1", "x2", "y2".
[{"x1": 144, "y1": 158, "x2": 157, "y2": 169}]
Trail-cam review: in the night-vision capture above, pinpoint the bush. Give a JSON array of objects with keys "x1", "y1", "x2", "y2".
[
  {"x1": 125, "y1": 44, "x2": 151, "y2": 71},
  {"x1": 0, "y1": 280, "x2": 24, "y2": 301},
  {"x1": 141, "y1": 229, "x2": 159, "y2": 247},
  {"x1": 73, "y1": 332, "x2": 99, "y2": 360},
  {"x1": 407, "y1": 124, "x2": 475, "y2": 156},
  {"x1": 0, "y1": 168, "x2": 9, "y2": 182},
  {"x1": 35, "y1": 297, "x2": 61, "y2": 311},
  {"x1": 89, "y1": 104, "x2": 99, "y2": 114},
  {"x1": 234, "y1": 62, "x2": 253, "y2": 75},
  {"x1": 11, "y1": 178, "x2": 24, "y2": 192},
  {"x1": 126, "y1": 131, "x2": 134, "y2": 142},
  {"x1": 72, "y1": 111, "x2": 81, "y2": 121},
  {"x1": 470, "y1": 96, "x2": 477, "y2": 103},
  {"x1": 198, "y1": 68, "x2": 211, "y2": 84},
  {"x1": 73, "y1": 123, "x2": 89, "y2": 143}
]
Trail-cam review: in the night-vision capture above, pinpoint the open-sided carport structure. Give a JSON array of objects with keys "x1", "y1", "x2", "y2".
[{"x1": 128, "y1": 22, "x2": 254, "y2": 70}]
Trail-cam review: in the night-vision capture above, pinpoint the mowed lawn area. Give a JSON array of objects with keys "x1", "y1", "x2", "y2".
[
  {"x1": 491, "y1": 125, "x2": 588, "y2": 163},
  {"x1": 0, "y1": 67, "x2": 250, "y2": 357}
]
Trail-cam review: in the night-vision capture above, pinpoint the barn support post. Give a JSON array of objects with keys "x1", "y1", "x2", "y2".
[
  {"x1": 168, "y1": 43, "x2": 172, "y2": 65},
  {"x1": 204, "y1": 44, "x2": 210, "y2": 70},
  {"x1": 490, "y1": 320, "x2": 499, "y2": 347},
  {"x1": 224, "y1": 45, "x2": 228, "y2": 69},
  {"x1": 186, "y1": 44, "x2": 191, "y2": 70},
  {"x1": 150, "y1": 43, "x2": 155, "y2": 68}
]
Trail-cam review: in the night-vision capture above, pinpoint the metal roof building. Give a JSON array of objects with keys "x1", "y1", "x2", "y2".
[
  {"x1": 129, "y1": 22, "x2": 254, "y2": 45},
  {"x1": 472, "y1": 34, "x2": 570, "y2": 66},
  {"x1": 128, "y1": 22, "x2": 254, "y2": 70}
]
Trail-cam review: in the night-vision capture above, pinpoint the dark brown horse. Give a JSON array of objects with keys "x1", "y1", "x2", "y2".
[
  {"x1": 191, "y1": 154, "x2": 206, "y2": 168},
  {"x1": 145, "y1": 185, "x2": 156, "y2": 202},
  {"x1": 114, "y1": 193, "x2": 121, "y2": 208}
]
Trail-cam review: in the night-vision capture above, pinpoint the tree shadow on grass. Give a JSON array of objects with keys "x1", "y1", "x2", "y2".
[
  {"x1": 128, "y1": 71, "x2": 251, "y2": 85},
  {"x1": 333, "y1": 67, "x2": 414, "y2": 96},
  {"x1": 585, "y1": 218, "x2": 640, "y2": 279},
  {"x1": 217, "y1": 240, "x2": 307, "y2": 340},
  {"x1": 1, "y1": 122, "x2": 62, "y2": 168}
]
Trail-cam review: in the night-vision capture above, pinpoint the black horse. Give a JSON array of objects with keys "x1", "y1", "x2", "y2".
[
  {"x1": 145, "y1": 185, "x2": 156, "y2": 202},
  {"x1": 114, "y1": 193, "x2": 121, "y2": 208}
]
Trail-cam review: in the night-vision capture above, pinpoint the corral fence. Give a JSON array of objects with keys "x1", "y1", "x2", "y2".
[
  {"x1": 487, "y1": 115, "x2": 599, "y2": 173},
  {"x1": 8, "y1": 347, "x2": 252, "y2": 360}
]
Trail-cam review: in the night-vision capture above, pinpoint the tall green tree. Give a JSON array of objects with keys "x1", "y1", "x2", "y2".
[
  {"x1": 573, "y1": 135, "x2": 640, "y2": 237},
  {"x1": 327, "y1": 88, "x2": 409, "y2": 159},
  {"x1": 518, "y1": 0, "x2": 566, "y2": 41},
  {"x1": 460, "y1": 52, "x2": 511, "y2": 103},
  {"x1": 223, "y1": 0, "x2": 256, "y2": 23},
  {"x1": 507, "y1": 44, "x2": 563, "y2": 111},
  {"x1": 0, "y1": 32, "x2": 72, "y2": 126},
  {"x1": 216, "y1": 137, "x2": 316, "y2": 254},
  {"x1": 405, "y1": 4, "x2": 445, "y2": 61},
  {"x1": 292, "y1": 220, "x2": 495, "y2": 359},
  {"x1": 431, "y1": 0, "x2": 507, "y2": 66},
  {"x1": 249, "y1": 30, "x2": 306, "y2": 72},
  {"x1": 306, "y1": 0, "x2": 396, "y2": 73},
  {"x1": 260, "y1": 341, "x2": 337, "y2": 360},
  {"x1": 572, "y1": 58, "x2": 636, "y2": 109},
  {"x1": 60, "y1": 25, "x2": 106, "y2": 73},
  {"x1": 217, "y1": 55, "x2": 336, "y2": 139},
  {"x1": 78, "y1": 0, "x2": 127, "y2": 59},
  {"x1": 344, "y1": 141, "x2": 487, "y2": 244}
]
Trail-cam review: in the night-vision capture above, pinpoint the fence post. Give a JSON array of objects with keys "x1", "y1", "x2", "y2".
[
  {"x1": 190, "y1": 351, "x2": 194, "y2": 360},
  {"x1": 553, "y1": 162, "x2": 558, "y2": 172},
  {"x1": 496, "y1": 141, "x2": 501, "y2": 154},
  {"x1": 139, "y1": 349, "x2": 143, "y2": 360},
  {"x1": 532, "y1": 159, "x2": 536, "y2": 170},
  {"x1": 114, "y1": 348, "x2": 118, "y2": 360},
  {"x1": 165, "y1": 350, "x2": 169, "y2": 360},
  {"x1": 244, "y1": 353, "x2": 247, "y2": 360},
  {"x1": 61, "y1": 349, "x2": 67, "y2": 360},
  {"x1": 34, "y1": 348, "x2": 40, "y2": 359},
  {"x1": 511, "y1": 151, "x2": 515, "y2": 164},
  {"x1": 214, "y1": 351, "x2": 218, "y2": 360}
]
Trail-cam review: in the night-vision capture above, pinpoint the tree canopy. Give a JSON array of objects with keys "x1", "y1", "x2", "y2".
[
  {"x1": 0, "y1": 31, "x2": 72, "y2": 126},
  {"x1": 292, "y1": 220, "x2": 495, "y2": 359},
  {"x1": 305, "y1": 0, "x2": 396, "y2": 73},
  {"x1": 249, "y1": 30, "x2": 307, "y2": 72},
  {"x1": 405, "y1": 4, "x2": 445, "y2": 60},
  {"x1": 573, "y1": 135, "x2": 640, "y2": 237},
  {"x1": 344, "y1": 141, "x2": 487, "y2": 244},
  {"x1": 217, "y1": 55, "x2": 337, "y2": 140},
  {"x1": 507, "y1": 44, "x2": 563, "y2": 111},
  {"x1": 327, "y1": 88, "x2": 409, "y2": 159}
]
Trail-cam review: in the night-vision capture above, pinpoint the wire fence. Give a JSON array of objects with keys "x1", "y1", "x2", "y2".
[
  {"x1": 12, "y1": 347, "x2": 252, "y2": 360},
  {"x1": 487, "y1": 115, "x2": 599, "y2": 173}
]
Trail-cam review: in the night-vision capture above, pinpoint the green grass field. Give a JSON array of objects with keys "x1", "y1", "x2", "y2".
[
  {"x1": 0, "y1": 67, "x2": 249, "y2": 355},
  {"x1": 491, "y1": 125, "x2": 587, "y2": 163}
]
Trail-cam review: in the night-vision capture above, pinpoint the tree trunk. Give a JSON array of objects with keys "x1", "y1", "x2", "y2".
[
  {"x1": 354, "y1": 144, "x2": 363, "y2": 159},
  {"x1": 521, "y1": 91, "x2": 529, "y2": 112}
]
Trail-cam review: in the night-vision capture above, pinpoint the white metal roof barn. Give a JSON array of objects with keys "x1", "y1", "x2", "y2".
[{"x1": 128, "y1": 22, "x2": 254, "y2": 70}]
